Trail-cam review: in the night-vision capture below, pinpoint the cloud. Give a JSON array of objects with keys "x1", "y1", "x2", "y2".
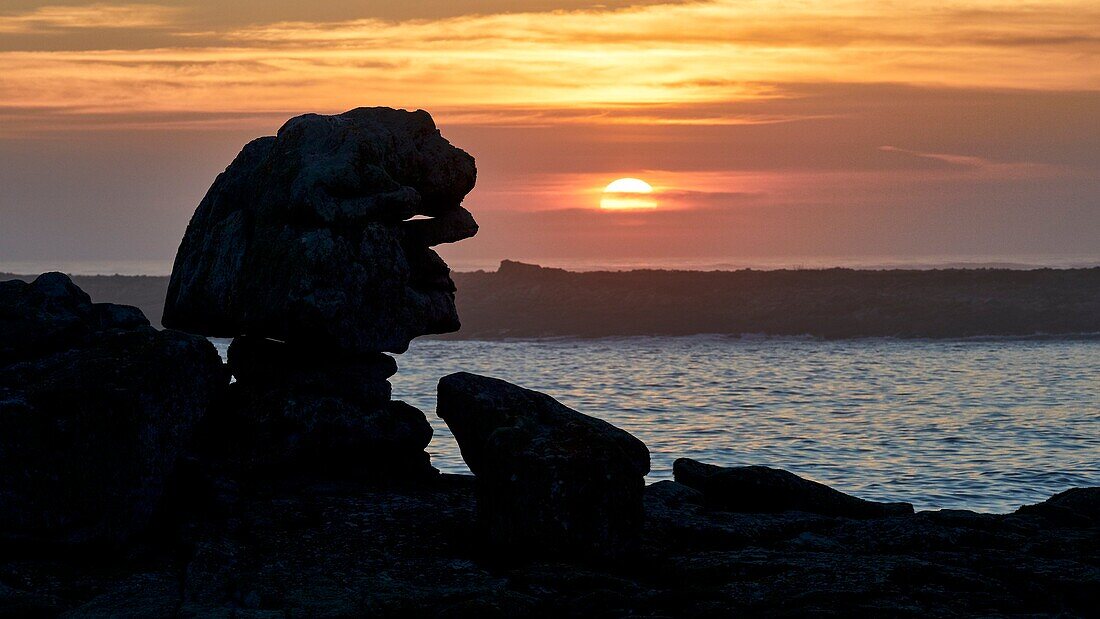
[
  {"x1": 878, "y1": 145, "x2": 1061, "y2": 179},
  {"x1": 879, "y1": 146, "x2": 990, "y2": 168},
  {"x1": 0, "y1": 3, "x2": 182, "y2": 33},
  {"x1": 1, "y1": 0, "x2": 1099, "y2": 125}
]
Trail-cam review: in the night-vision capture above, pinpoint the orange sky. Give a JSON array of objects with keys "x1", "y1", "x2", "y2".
[{"x1": 1, "y1": 1, "x2": 1099, "y2": 270}]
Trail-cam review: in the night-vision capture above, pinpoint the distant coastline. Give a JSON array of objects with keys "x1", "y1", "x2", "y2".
[
  {"x1": 5, "y1": 254, "x2": 1100, "y2": 277},
  {"x1": 5, "y1": 261, "x2": 1100, "y2": 339}
]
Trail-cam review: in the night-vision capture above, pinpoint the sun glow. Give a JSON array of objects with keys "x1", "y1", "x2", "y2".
[{"x1": 600, "y1": 177, "x2": 657, "y2": 210}]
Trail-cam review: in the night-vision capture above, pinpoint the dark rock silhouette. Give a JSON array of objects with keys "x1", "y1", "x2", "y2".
[
  {"x1": 674, "y1": 458, "x2": 914, "y2": 518},
  {"x1": 1015, "y1": 487, "x2": 1100, "y2": 526},
  {"x1": 194, "y1": 337, "x2": 433, "y2": 476},
  {"x1": 437, "y1": 372, "x2": 650, "y2": 558},
  {"x1": 163, "y1": 107, "x2": 477, "y2": 354},
  {"x1": 226, "y1": 335, "x2": 395, "y2": 405},
  {"x1": 3, "y1": 474, "x2": 1097, "y2": 616},
  {"x1": 0, "y1": 273, "x2": 226, "y2": 546},
  {"x1": 0, "y1": 272, "x2": 147, "y2": 364},
  {"x1": 162, "y1": 107, "x2": 478, "y2": 475}
]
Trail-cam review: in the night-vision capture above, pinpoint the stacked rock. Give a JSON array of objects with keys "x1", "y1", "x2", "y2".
[{"x1": 163, "y1": 107, "x2": 478, "y2": 477}]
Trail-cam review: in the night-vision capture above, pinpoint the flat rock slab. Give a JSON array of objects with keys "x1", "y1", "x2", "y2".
[
  {"x1": 437, "y1": 372, "x2": 650, "y2": 559},
  {"x1": 674, "y1": 458, "x2": 914, "y2": 518}
]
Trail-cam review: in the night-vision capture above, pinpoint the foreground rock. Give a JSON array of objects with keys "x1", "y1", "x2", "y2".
[
  {"x1": 2, "y1": 475, "x2": 1096, "y2": 616},
  {"x1": 163, "y1": 107, "x2": 477, "y2": 354},
  {"x1": 437, "y1": 372, "x2": 650, "y2": 559},
  {"x1": 674, "y1": 458, "x2": 914, "y2": 518},
  {"x1": 1015, "y1": 486, "x2": 1100, "y2": 526},
  {"x1": 0, "y1": 273, "x2": 226, "y2": 546}
]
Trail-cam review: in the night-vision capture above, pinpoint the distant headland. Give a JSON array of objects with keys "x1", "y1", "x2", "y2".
[{"x1": 6, "y1": 260, "x2": 1099, "y2": 339}]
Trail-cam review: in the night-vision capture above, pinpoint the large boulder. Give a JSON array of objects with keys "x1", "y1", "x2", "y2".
[
  {"x1": 163, "y1": 107, "x2": 478, "y2": 354},
  {"x1": 673, "y1": 458, "x2": 914, "y2": 518},
  {"x1": 437, "y1": 372, "x2": 650, "y2": 559},
  {"x1": 0, "y1": 273, "x2": 227, "y2": 546}
]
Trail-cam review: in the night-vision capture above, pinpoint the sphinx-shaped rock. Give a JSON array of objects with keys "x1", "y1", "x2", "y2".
[
  {"x1": 163, "y1": 108, "x2": 479, "y2": 477},
  {"x1": 673, "y1": 458, "x2": 914, "y2": 518},
  {"x1": 0, "y1": 273, "x2": 227, "y2": 545},
  {"x1": 163, "y1": 107, "x2": 477, "y2": 354},
  {"x1": 437, "y1": 372, "x2": 650, "y2": 558}
]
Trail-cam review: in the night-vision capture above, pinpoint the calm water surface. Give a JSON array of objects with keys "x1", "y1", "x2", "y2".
[
  {"x1": 394, "y1": 337, "x2": 1099, "y2": 513},
  {"x1": 216, "y1": 337, "x2": 1099, "y2": 513}
]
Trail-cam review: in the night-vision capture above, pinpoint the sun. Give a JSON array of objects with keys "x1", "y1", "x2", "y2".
[{"x1": 600, "y1": 177, "x2": 657, "y2": 210}]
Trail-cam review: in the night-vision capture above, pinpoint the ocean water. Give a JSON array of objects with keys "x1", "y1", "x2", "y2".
[
  {"x1": 394, "y1": 337, "x2": 1099, "y2": 513},
  {"x1": 214, "y1": 336, "x2": 1099, "y2": 513}
]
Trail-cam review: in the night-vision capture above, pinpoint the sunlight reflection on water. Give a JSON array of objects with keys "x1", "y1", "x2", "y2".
[
  {"x1": 213, "y1": 336, "x2": 1099, "y2": 513},
  {"x1": 393, "y1": 337, "x2": 1100, "y2": 513}
]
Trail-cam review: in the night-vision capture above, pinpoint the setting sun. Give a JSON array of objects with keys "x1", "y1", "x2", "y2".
[{"x1": 600, "y1": 177, "x2": 657, "y2": 210}]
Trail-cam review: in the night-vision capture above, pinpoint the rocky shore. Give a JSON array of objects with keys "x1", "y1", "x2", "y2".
[
  {"x1": 1, "y1": 470, "x2": 1097, "y2": 617},
  {"x1": 2, "y1": 108, "x2": 1096, "y2": 617}
]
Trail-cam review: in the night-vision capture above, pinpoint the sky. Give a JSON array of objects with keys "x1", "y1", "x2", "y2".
[{"x1": 1, "y1": 0, "x2": 1098, "y2": 272}]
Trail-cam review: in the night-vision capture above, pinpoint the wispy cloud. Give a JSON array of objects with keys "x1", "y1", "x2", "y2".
[
  {"x1": 0, "y1": 0, "x2": 1098, "y2": 129},
  {"x1": 879, "y1": 146, "x2": 991, "y2": 168},
  {"x1": 0, "y1": 3, "x2": 182, "y2": 34},
  {"x1": 878, "y1": 145, "x2": 1061, "y2": 179}
]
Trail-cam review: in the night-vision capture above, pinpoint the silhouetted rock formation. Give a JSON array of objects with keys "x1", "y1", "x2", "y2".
[
  {"x1": 674, "y1": 458, "x2": 914, "y2": 518},
  {"x1": 163, "y1": 107, "x2": 477, "y2": 354},
  {"x1": 162, "y1": 108, "x2": 478, "y2": 476},
  {"x1": 438, "y1": 372, "x2": 650, "y2": 558},
  {"x1": 0, "y1": 273, "x2": 225, "y2": 546}
]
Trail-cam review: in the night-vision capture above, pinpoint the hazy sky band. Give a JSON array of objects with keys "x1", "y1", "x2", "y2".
[{"x1": 1, "y1": 1, "x2": 1098, "y2": 267}]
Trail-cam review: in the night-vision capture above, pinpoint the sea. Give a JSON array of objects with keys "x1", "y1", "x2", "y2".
[
  {"x1": 210, "y1": 335, "x2": 1100, "y2": 514},
  {"x1": 388, "y1": 336, "x2": 1099, "y2": 514}
]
